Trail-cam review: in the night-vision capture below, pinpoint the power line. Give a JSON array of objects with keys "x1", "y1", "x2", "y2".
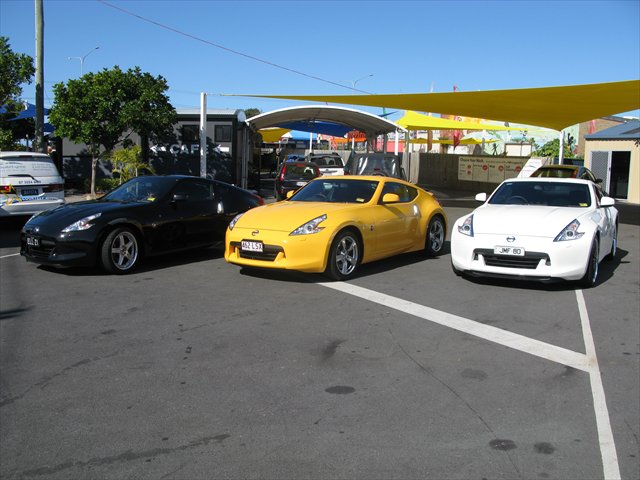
[{"x1": 96, "y1": 0, "x2": 373, "y2": 94}]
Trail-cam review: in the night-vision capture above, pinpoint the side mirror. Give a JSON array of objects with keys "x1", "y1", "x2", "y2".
[
  {"x1": 600, "y1": 196, "x2": 615, "y2": 207},
  {"x1": 382, "y1": 193, "x2": 400, "y2": 204},
  {"x1": 475, "y1": 193, "x2": 488, "y2": 202},
  {"x1": 286, "y1": 190, "x2": 295, "y2": 199}
]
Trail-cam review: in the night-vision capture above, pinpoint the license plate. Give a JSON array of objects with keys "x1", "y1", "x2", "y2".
[
  {"x1": 26, "y1": 236, "x2": 40, "y2": 247},
  {"x1": 296, "y1": 181, "x2": 306, "y2": 186},
  {"x1": 241, "y1": 240, "x2": 263, "y2": 252},
  {"x1": 20, "y1": 188, "x2": 39, "y2": 196},
  {"x1": 494, "y1": 246, "x2": 525, "y2": 256}
]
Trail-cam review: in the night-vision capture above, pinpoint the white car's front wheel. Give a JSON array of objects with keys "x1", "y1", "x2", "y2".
[{"x1": 578, "y1": 237, "x2": 599, "y2": 288}]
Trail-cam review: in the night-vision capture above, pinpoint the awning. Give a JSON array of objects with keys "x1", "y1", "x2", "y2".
[
  {"x1": 230, "y1": 80, "x2": 640, "y2": 131},
  {"x1": 259, "y1": 128, "x2": 290, "y2": 143},
  {"x1": 276, "y1": 120, "x2": 352, "y2": 137}
]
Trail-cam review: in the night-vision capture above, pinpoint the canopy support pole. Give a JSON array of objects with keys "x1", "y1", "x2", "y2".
[
  {"x1": 394, "y1": 130, "x2": 399, "y2": 155},
  {"x1": 199, "y1": 92, "x2": 207, "y2": 178},
  {"x1": 558, "y1": 130, "x2": 565, "y2": 165}
]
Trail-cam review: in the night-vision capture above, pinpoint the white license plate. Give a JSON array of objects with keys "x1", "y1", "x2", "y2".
[
  {"x1": 20, "y1": 188, "x2": 39, "y2": 196},
  {"x1": 295, "y1": 181, "x2": 306, "y2": 186},
  {"x1": 26, "y1": 236, "x2": 40, "y2": 247},
  {"x1": 494, "y1": 246, "x2": 525, "y2": 256},
  {"x1": 241, "y1": 240, "x2": 263, "y2": 252}
]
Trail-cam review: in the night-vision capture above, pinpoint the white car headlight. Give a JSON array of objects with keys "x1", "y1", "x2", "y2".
[
  {"x1": 554, "y1": 219, "x2": 585, "y2": 242},
  {"x1": 228, "y1": 213, "x2": 244, "y2": 231},
  {"x1": 457, "y1": 214, "x2": 474, "y2": 237},
  {"x1": 290, "y1": 214, "x2": 326, "y2": 236},
  {"x1": 62, "y1": 213, "x2": 102, "y2": 232}
]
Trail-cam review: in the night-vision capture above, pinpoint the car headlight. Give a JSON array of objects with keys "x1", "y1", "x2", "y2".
[
  {"x1": 61, "y1": 213, "x2": 102, "y2": 232},
  {"x1": 457, "y1": 214, "x2": 474, "y2": 237},
  {"x1": 290, "y1": 214, "x2": 326, "y2": 236},
  {"x1": 554, "y1": 219, "x2": 585, "y2": 242},
  {"x1": 228, "y1": 213, "x2": 244, "y2": 231}
]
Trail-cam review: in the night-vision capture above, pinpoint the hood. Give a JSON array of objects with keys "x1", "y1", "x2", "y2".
[
  {"x1": 234, "y1": 201, "x2": 356, "y2": 232},
  {"x1": 472, "y1": 204, "x2": 584, "y2": 237},
  {"x1": 27, "y1": 199, "x2": 142, "y2": 227}
]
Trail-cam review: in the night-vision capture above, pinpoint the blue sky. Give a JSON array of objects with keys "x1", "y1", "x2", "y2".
[{"x1": 1, "y1": 0, "x2": 639, "y2": 121}]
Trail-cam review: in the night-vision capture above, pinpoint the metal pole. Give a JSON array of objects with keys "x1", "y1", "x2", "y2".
[
  {"x1": 200, "y1": 92, "x2": 207, "y2": 178},
  {"x1": 34, "y1": 0, "x2": 45, "y2": 153},
  {"x1": 558, "y1": 130, "x2": 565, "y2": 165}
]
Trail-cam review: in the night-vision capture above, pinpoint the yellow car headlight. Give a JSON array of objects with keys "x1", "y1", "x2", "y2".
[{"x1": 290, "y1": 214, "x2": 326, "y2": 236}]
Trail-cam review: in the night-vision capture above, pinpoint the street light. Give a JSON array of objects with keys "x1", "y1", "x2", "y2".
[
  {"x1": 350, "y1": 74, "x2": 374, "y2": 89},
  {"x1": 68, "y1": 46, "x2": 100, "y2": 76}
]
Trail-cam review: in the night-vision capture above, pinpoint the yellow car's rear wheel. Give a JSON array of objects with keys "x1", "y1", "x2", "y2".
[
  {"x1": 326, "y1": 229, "x2": 361, "y2": 281},
  {"x1": 425, "y1": 215, "x2": 445, "y2": 256}
]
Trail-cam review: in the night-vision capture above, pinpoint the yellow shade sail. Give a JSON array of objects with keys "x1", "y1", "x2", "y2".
[
  {"x1": 397, "y1": 111, "x2": 526, "y2": 131},
  {"x1": 230, "y1": 80, "x2": 640, "y2": 131},
  {"x1": 258, "y1": 128, "x2": 290, "y2": 143}
]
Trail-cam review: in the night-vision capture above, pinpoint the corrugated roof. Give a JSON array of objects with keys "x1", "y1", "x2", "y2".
[{"x1": 585, "y1": 119, "x2": 640, "y2": 140}]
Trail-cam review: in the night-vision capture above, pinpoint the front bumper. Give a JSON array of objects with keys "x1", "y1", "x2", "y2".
[
  {"x1": 450, "y1": 230, "x2": 591, "y2": 282},
  {"x1": 225, "y1": 227, "x2": 333, "y2": 273},
  {"x1": 20, "y1": 228, "x2": 98, "y2": 268}
]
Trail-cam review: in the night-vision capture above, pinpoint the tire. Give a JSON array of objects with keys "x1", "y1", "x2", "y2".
[
  {"x1": 325, "y1": 229, "x2": 361, "y2": 281},
  {"x1": 101, "y1": 227, "x2": 141, "y2": 274},
  {"x1": 578, "y1": 237, "x2": 599, "y2": 288},
  {"x1": 425, "y1": 215, "x2": 445, "y2": 256},
  {"x1": 605, "y1": 223, "x2": 617, "y2": 261}
]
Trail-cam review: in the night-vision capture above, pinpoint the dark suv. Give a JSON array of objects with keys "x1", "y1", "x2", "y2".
[
  {"x1": 274, "y1": 161, "x2": 321, "y2": 200},
  {"x1": 343, "y1": 153, "x2": 405, "y2": 179}
]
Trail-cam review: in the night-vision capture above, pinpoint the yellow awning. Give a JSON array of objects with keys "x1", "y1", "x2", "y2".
[
  {"x1": 231, "y1": 80, "x2": 640, "y2": 131},
  {"x1": 258, "y1": 128, "x2": 290, "y2": 143},
  {"x1": 397, "y1": 111, "x2": 526, "y2": 131},
  {"x1": 410, "y1": 137, "x2": 497, "y2": 145}
]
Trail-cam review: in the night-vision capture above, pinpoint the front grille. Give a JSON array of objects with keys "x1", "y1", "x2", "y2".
[
  {"x1": 231, "y1": 242, "x2": 283, "y2": 262},
  {"x1": 475, "y1": 249, "x2": 548, "y2": 269},
  {"x1": 25, "y1": 244, "x2": 54, "y2": 259}
]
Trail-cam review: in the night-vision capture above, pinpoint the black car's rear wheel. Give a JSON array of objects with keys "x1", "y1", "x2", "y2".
[
  {"x1": 325, "y1": 229, "x2": 360, "y2": 281},
  {"x1": 101, "y1": 227, "x2": 141, "y2": 274},
  {"x1": 425, "y1": 215, "x2": 445, "y2": 256}
]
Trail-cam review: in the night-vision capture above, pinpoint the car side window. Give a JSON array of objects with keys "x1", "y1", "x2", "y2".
[
  {"x1": 381, "y1": 182, "x2": 412, "y2": 203},
  {"x1": 173, "y1": 180, "x2": 213, "y2": 201}
]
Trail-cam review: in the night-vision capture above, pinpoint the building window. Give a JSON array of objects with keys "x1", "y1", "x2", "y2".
[
  {"x1": 182, "y1": 124, "x2": 199, "y2": 143},
  {"x1": 215, "y1": 125, "x2": 232, "y2": 143}
]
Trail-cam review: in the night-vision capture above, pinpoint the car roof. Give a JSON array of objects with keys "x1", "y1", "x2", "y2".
[
  {"x1": 506, "y1": 177, "x2": 592, "y2": 185},
  {"x1": 0, "y1": 151, "x2": 52, "y2": 159}
]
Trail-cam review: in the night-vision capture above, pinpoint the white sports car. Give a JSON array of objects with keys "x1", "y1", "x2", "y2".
[{"x1": 450, "y1": 177, "x2": 618, "y2": 288}]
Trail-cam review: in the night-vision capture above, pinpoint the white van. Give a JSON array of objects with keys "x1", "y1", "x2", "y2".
[{"x1": 0, "y1": 151, "x2": 65, "y2": 217}]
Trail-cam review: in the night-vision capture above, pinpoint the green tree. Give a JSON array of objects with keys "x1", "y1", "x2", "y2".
[
  {"x1": 0, "y1": 36, "x2": 35, "y2": 150},
  {"x1": 111, "y1": 145, "x2": 155, "y2": 184},
  {"x1": 49, "y1": 66, "x2": 176, "y2": 197},
  {"x1": 532, "y1": 138, "x2": 574, "y2": 159},
  {"x1": 243, "y1": 108, "x2": 261, "y2": 118}
]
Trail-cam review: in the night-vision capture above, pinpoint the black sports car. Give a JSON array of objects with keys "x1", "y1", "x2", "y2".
[{"x1": 20, "y1": 175, "x2": 264, "y2": 274}]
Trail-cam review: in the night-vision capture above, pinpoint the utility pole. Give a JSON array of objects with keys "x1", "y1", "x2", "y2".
[{"x1": 34, "y1": 0, "x2": 45, "y2": 152}]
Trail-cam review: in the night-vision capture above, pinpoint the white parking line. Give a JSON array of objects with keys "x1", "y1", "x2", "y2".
[
  {"x1": 0, "y1": 253, "x2": 20, "y2": 259},
  {"x1": 318, "y1": 281, "x2": 621, "y2": 480},
  {"x1": 576, "y1": 289, "x2": 621, "y2": 480},
  {"x1": 319, "y1": 281, "x2": 590, "y2": 371}
]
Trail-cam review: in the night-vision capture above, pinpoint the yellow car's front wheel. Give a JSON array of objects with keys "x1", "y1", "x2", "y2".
[{"x1": 325, "y1": 229, "x2": 361, "y2": 281}]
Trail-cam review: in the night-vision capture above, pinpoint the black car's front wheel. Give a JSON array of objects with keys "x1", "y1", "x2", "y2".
[
  {"x1": 101, "y1": 227, "x2": 141, "y2": 274},
  {"x1": 325, "y1": 229, "x2": 361, "y2": 281}
]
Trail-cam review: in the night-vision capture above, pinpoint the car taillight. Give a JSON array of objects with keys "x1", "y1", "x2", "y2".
[
  {"x1": 279, "y1": 166, "x2": 286, "y2": 182},
  {"x1": 253, "y1": 193, "x2": 265, "y2": 206},
  {"x1": 43, "y1": 184, "x2": 64, "y2": 192}
]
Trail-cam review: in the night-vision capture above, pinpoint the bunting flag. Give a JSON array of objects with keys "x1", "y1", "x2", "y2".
[{"x1": 588, "y1": 119, "x2": 597, "y2": 134}]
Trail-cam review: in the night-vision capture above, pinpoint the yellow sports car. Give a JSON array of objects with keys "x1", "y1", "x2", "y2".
[{"x1": 225, "y1": 176, "x2": 447, "y2": 280}]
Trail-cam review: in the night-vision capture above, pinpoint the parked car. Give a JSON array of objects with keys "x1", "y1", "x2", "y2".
[
  {"x1": 306, "y1": 152, "x2": 345, "y2": 176},
  {"x1": 343, "y1": 153, "x2": 405, "y2": 179},
  {"x1": 530, "y1": 164, "x2": 606, "y2": 194},
  {"x1": 274, "y1": 161, "x2": 321, "y2": 200},
  {"x1": 226, "y1": 176, "x2": 446, "y2": 280},
  {"x1": 21, "y1": 175, "x2": 264, "y2": 274},
  {"x1": 1, "y1": 151, "x2": 65, "y2": 217},
  {"x1": 450, "y1": 177, "x2": 618, "y2": 288}
]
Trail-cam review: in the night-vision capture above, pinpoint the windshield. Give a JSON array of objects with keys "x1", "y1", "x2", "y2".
[
  {"x1": 103, "y1": 177, "x2": 174, "y2": 203},
  {"x1": 310, "y1": 156, "x2": 344, "y2": 168},
  {"x1": 489, "y1": 181, "x2": 592, "y2": 207},
  {"x1": 291, "y1": 179, "x2": 379, "y2": 203}
]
